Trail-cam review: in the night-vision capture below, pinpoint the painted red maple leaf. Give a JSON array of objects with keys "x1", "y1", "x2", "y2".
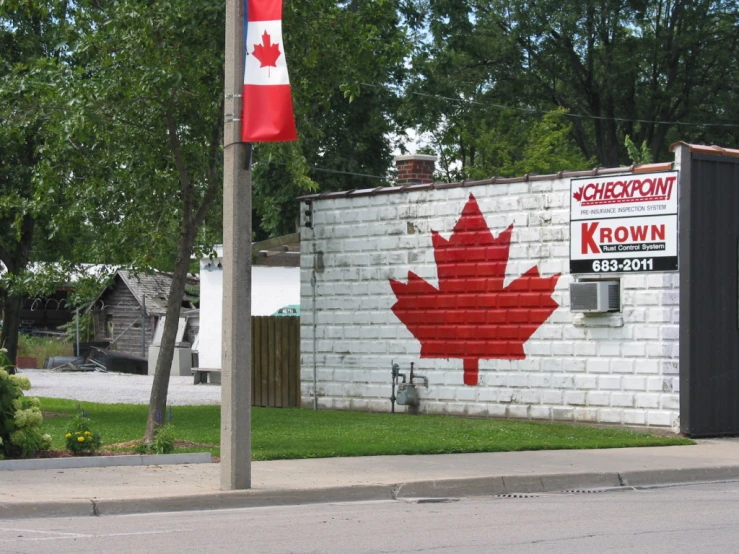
[
  {"x1": 252, "y1": 30, "x2": 281, "y2": 75},
  {"x1": 389, "y1": 194, "x2": 561, "y2": 386},
  {"x1": 572, "y1": 186, "x2": 584, "y2": 202}
]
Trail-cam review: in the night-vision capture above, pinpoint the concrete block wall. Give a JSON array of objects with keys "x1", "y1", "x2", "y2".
[{"x1": 299, "y1": 174, "x2": 680, "y2": 429}]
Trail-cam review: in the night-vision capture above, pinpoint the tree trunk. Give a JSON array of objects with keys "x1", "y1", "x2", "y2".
[
  {"x1": 0, "y1": 214, "x2": 36, "y2": 374},
  {"x1": 0, "y1": 294, "x2": 23, "y2": 374},
  {"x1": 144, "y1": 228, "x2": 197, "y2": 441},
  {"x1": 144, "y1": 110, "x2": 221, "y2": 441}
]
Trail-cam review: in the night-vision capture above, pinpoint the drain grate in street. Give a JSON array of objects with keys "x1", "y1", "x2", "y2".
[
  {"x1": 494, "y1": 493, "x2": 539, "y2": 499},
  {"x1": 559, "y1": 489, "x2": 610, "y2": 494}
]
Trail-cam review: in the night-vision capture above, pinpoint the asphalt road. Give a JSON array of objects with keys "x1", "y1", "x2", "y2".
[{"x1": 2, "y1": 481, "x2": 738, "y2": 553}]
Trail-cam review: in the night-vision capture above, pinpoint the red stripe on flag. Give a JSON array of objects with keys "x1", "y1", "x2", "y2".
[
  {"x1": 247, "y1": 0, "x2": 282, "y2": 22},
  {"x1": 242, "y1": 84, "x2": 297, "y2": 142}
]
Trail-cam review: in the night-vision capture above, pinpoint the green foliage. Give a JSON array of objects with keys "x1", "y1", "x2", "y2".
[
  {"x1": 458, "y1": 109, "x2": 595, "y2": 181},
  {"x1": 59, "y1": 0, "x2": 233, "y2": 437},
  {"x1": 132, "y1": 423, "x2": 177, "y2": 454},
  {"x1": 0, "y1": 0, "x2": 114, "y2": 366},
  {"x1": 64, "y1": 413, "x2": 102, "y2": 455},
  {"x1": 406, "y1": 0, "x2": 739, "y2": 170},
  {"x1": 58, "y1": 312, "x2": 95, "y2": 344},
  {"x1": 18, "y1": 334, "x2": 73, "y2": 363},
  {"x1": 39, "y1": 398, "x2": 692, "y2": 461},
  {"x1": 248, "y1": 0, "x2": 412, "y2": 238},
  {"x1": 1, "y1": 0, "x2": 413, "y2": 256},
  {"x1": 149, "y1": 423, "x2": 176, "y2": 454},
  {"x1": 624, "y1": 136, "x2": 653, "y2": 165},
  {"x1": 505, "y1": 110, "x2": 596, "y2": 176},
  {"x1": 0, "y1": 354, "x2": 52, "y2": 458},
  {"x1": 54, "y1": 0, "x2": 226, "y2": 271},
  {"x1": 183, "y1": 285, "x2": 200, "y2": 309}
]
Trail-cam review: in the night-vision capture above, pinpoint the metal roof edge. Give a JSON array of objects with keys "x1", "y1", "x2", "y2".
[
  {"x1": 669, "y1": 141, "x2": 739, "y2": 158},
  {"x1": 296, "y1": 163, "x2": 676, "y2": 202}
]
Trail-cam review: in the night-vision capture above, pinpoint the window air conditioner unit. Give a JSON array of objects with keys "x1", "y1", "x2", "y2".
[{"x1": 570, "y1": 281, "x2": 620, "y2": 313}]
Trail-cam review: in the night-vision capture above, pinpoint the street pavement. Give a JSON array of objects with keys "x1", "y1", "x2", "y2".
[
  {"x1": 2, "y1": 438, "x2": 739, "y2": 520},
  {"x1": 4, "y1": 482, "x2": 738, "y2": 553}
]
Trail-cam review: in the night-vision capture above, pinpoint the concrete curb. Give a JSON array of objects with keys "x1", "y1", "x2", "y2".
[
  {"x1": 0, "y1": 452, "x2": 212, "y2": 471},
  {"x1": 97, "y1": 485, "x2": 395, "y2": 517},
  {"x1": 619, "y1": 465, "x2": 739, "y2": 487},
  {"x1": 3, "y1": 465, "x2": 739, "y2": 520},
  {"x1": 0, "y1": 500, "x2": 96, "y2": 520}
]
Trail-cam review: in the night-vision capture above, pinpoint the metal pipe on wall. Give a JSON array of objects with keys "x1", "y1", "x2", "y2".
[
  {"x1": 311, "y1": 269, "x2": 318, "y2": 410},
  {"x1": 141, "y1": 295, "x2": 147, "y2": 357},
  {"x1": 75, "y1": 308, "x2": 80, "y2": 357}
]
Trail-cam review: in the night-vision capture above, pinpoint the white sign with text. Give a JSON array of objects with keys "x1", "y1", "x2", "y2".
[{"x1": 570, "y1": 171, "x2": 678, "y2": 274}]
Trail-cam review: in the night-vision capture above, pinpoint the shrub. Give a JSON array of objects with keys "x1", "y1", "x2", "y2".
[
  {"x1": 64, "y1": 414, "x2": 103, "y2": 455},
  {"x1": 131, "y1": 424, "x2": 176, "y2": 455},
  {"x1": 150, "y1": 423, "x2": 176, "y2": 454},
  {"x1": 18, "y1": 334, "x2": 73, "y2": 364},
  {"x1": 0, "y1": 351, "x2": 52, "y2": 459}
]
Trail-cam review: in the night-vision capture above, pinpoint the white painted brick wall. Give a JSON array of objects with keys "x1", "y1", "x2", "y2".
[{"x1": 299, "y1": 174, "x2": 680, "y2": 430}]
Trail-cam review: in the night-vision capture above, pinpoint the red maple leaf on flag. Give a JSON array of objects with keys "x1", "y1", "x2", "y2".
[
  {"x1": 252, "y1": 30, "x2": 281, "y2": 75},
  {"x1": 389, "y1": 194, "x2": 561, "y2": 386},
  {"x1": 572, "y1": 186, "x2": 584, "y2": 202}
]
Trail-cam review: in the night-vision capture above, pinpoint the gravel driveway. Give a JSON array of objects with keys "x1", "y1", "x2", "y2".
[{"x1": 18, "y1": 369, "x2": 222, "y2": 406}]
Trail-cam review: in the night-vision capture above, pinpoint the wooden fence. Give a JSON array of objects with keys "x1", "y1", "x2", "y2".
[{"x1": 251, "y1": 316, "x2": 300, "y2": 407}]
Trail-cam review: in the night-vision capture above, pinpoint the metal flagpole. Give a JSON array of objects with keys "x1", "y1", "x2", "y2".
[{"x1": 221, "y1": 0, "x2": 252, "y2": 490}]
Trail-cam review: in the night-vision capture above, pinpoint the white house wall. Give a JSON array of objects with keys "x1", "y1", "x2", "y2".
[
  {"x1": 198, "y1": 262, "x2": 224, "y2": 369},
  {"x1": 299, "y1": 175, "x2": 680, "y2": 429},
  {"x1": 198, "y1": 264, "x2": 300, "y2": 369}
]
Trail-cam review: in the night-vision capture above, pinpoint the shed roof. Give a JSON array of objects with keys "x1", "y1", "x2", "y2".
[
  {"x1": 204, "y1": 233, "x2": 300, "y2": 268},
  {"x1": 117, "y1": 270, "x2": 176, "y2": 314},
  {"x1": 90, "y1": 270, "x2": 198, "y2": 315}
]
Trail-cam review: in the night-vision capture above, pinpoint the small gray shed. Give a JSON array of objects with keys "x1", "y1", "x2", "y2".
[{"x1": 89, "y1": 270, "x2": 198, "y2": 357}]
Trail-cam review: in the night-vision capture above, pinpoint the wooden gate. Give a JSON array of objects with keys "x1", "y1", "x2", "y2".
[{"x1": 251, "y1": 316, "x2": 300, "y2": 407}]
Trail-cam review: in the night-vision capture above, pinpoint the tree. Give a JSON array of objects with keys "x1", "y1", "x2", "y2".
[
  {"x1": 406, "y1": 0, "x2": 739, "y2": 169},
  {"x1": 251, "y1": 0, "x2": 413, "y2": 238},
  {"x1": 401, "y1": 1, "x2": 592, "y2": 180},
  {"x1": 502, "y1": 0, "x2": 739, "y2": 164},
  {"x1": 3, "y1": 0, "x2": 412, "y2": 437},
  {"x1": 624, "y1": 135, "x2": 653, "y2": 165},
  {"x1": 37, "y1": 0, "x2": 414, "y2": 442},
  {"x1": 503, "y1": 110, "x2": 594, "y2": 177},
  {"x1": 61, "y1": 0, "x2": 225, "y2": 440},
  {"x1": 0, "y1": 0, "x2": 87, "y2": 371}
]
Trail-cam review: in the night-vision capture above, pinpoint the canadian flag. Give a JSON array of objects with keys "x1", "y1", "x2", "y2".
[{"x1": 242, "y1": 0, "x2": 297, "y2": 142}]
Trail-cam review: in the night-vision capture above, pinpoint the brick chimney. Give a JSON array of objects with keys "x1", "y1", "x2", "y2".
[{"x1": 394, "y1": 154, "x2": 437, "y2": 185}]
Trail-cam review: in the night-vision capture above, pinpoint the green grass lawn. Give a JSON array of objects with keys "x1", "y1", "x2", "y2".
[{"x1": 39, "y1": 397, "x2": 693, "y2": 460}]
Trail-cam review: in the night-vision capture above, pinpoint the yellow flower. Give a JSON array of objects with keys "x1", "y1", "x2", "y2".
[
  {"x1": 65, "y1": 433, "x2": 72, "y2": 438},
  {"x1": 77, "y1": 436, "x2": 85, "y2": 442},
  {"x1": 84, "y1": 431, "x2": 91, "y2": 436},
  {"x1": 76, "y1": 431, "x2": 81, "y2": 435}
]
